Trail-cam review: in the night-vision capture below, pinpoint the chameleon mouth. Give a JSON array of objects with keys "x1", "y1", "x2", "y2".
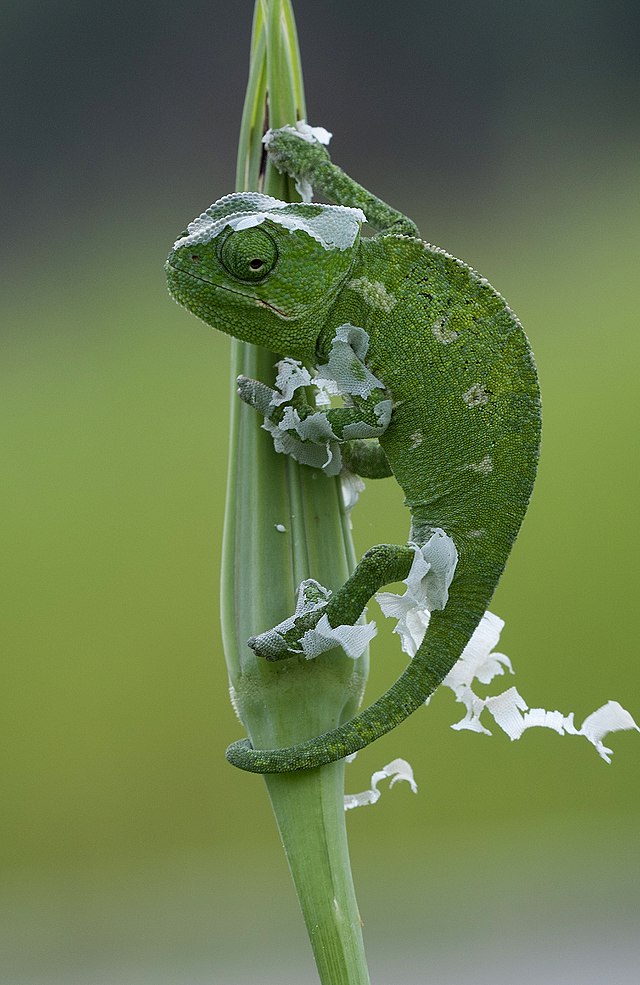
[{"x1": 165, "y1": 260, "x2": 290, "y2": 319}]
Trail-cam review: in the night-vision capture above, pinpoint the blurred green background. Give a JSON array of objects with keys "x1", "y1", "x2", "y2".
[{"x1": 2, "y1": 2, "x2": 639, "y2": 983}]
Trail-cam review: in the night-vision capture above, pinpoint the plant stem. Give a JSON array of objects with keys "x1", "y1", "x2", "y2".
[
  {"x1": 219, "y1": 2, "x2": 372, "y2": 982},
  {"x1": 267, "y1": 766, "x2": 370, "y2": 985}
]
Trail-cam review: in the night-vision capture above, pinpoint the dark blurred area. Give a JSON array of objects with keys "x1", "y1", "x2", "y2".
[{"x1": 2, "y1": 0, "x2": 639, "y2": 259}]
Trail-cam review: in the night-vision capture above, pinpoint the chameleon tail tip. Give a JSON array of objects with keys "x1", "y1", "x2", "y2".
[{"x1": 226, "y1": 737, "x2": 265, "y2": 772}]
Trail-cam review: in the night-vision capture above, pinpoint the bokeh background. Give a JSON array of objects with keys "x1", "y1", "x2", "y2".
[{"x1": 2, "y1": 2, "x2": 639, "y2": 983}]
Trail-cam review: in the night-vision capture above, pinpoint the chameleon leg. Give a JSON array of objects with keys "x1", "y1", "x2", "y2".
[
  {"x1": 325, "y1": 544, "x2": 414, "y2": 623},
  {"x1": 237, "y1": 373, "x2": 390, "y2": 439},
  {"x1": 226, "y1": 575, "x2": 490, "y2": 773},
  {"x1": 341, "y1": 439, "x2": 392, "y2": 478},
  {"x1": 249, "y1": 543, "x2": 415, "y2": 661},
  {"x1": 266, "y1": 128, "x2": 420, "y2": 237},
  {"x1": 238, "y1": 376, "x2": 391, "y2": 436}
]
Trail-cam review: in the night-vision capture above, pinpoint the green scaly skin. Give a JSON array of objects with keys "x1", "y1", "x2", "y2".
[{"x1": 165, "y1": 128, "x2": 541, "y2": 773}]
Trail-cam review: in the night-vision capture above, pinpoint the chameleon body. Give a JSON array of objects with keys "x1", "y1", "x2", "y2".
[{"x1": 165, "y1": 127, "x2": 541, "y2": 773}]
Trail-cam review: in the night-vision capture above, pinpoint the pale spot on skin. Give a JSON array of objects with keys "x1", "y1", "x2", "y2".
[
  {"x1": 409, "y1": 430, "x2": 423, "y2": 449},
  {"x1": 464, "y1": 455, "x2": 493, "y2": 474},
  {"x1": 462, "y1": 384, "x2": 490, "y2": 407},
  {"x1": 468, "y1": 529, "x2": 486, "y2": 538},
  {"x1": 431, "y1": 316, "x2": 459, "y2": 344},
  {"x1": 347, "y1": 277, "x2": 396, "y2": 313}
]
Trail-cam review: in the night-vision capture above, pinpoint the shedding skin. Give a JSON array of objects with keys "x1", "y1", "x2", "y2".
[{"x1": 165, "y1": 128, "x2": 541, "y2": 773}]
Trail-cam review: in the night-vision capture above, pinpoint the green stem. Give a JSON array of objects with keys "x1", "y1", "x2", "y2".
[
  {"x1": 267, "y1": 766, "x2": 370, "y2": 985},
  {"x1": 220, "y1": 2, "x2": 371, "y2": 982}
]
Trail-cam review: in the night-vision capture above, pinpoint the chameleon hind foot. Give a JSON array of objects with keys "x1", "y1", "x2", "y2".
[{"x1": 247, "y1": 544, "x2": 418, "y2": 664}]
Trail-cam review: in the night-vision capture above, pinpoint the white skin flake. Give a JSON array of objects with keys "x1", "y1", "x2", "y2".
[
  {"x1": 262, "y1": 414, "x2": 343, "y2": 475},
  {"x1": 275, "y1": 524, "x2": 287, "y2": 533},
  {"x1": 270, "y1": 358, "x2": 312, "y2": 406},
  {"x1": 295, "y1": 178, "x2": 314, "y2": 204},
  {"x1": 279, "y1": 407, "x2": 344, "y2": 475},
  {"x1": 248, "y1": 579, "x2": 330, "y2": 659},
  {"x1": 314, "y1": 377, "x2": 339, "y2": 408},
  {"x1": 444, "y1": 611, "x2": 512, "y2": 694},
  {"x1": 344, "y1": 758, "x2": 417, "y2": 811},
  {"x1": 263, "y1": 120, "x2": 333, "y2": 148},
  {"x1": 258, "y1": 363, "x2": 343, "y2": 472},
  {"x1": 483, "y1": 690, "x2": 640, "y2": 763},
  {"x1": 300, "y1": 613, "x2": 377, "y2": 661},
  {"x1": 372, "y1": 572, "x2": 638, "y2": 763},
  {"x1": 579, "y1": 702, "x2": 640, "y2": 761},
  {"x1": 342, "y1": 401, "x2": 393, "y2": 440},
  {"x1": 426, "y1": 612, "x2": 640, "y2": 762},
  {"x1": 250, "y1": 578, "x2": 376, "y2": 662},
  {"x1": 316, "y1": 324, "x2": 388, "y2": 399},
  {"x1": 174, "y1": 193, "x2": 365, "y2": 253},
  {"x1": 261, "y1": 329, "x2": 392, "y2": 469},
  {"x1": 341, "y1": 471, "x2": 366, "y2": 512},
  {"x1": 376, "y1": 530, "x2": 459, "y2": 656},
  {"x1": 227, "y1": 207, "x2": 365, "y2": 252}
]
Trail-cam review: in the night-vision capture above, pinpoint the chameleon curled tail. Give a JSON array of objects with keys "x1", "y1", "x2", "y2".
[{"x1": 225, "y1": 538, "x2": 524, "y2": 773}]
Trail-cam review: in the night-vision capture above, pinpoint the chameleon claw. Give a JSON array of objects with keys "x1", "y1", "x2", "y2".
[
  {"x1": 236, "y1": 375, "x2": 276, "y2": 415},
  {"x1": 247, "y1": 629, "x2": 293, "y2": 661},
  {"x1": 264, "y1": 126, "x2": 331, "y2": 177}
]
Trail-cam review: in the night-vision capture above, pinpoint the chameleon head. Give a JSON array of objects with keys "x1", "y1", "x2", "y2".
[{"x1": 165, "y1": 192, "x2": 365, "y2": 361}]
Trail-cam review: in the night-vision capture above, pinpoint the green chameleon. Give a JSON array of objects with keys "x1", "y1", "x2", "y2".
[{"x1": 165, "y1": 124, "x2": 541, "y2": 773}]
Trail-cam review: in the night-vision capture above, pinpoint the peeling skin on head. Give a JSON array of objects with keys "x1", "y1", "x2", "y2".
[
  {"x1": 347, "y1": 277, "x2": 396, "y2": 313},
  {"x1": 462, "y1": 384, "x2": 490, "y2": 407},
  {"x1": 431, "y1": 316, "x2": 459, "y2": 344},
  {"x1": 173, "y1": 193, "x2": 365, "y2": 253}
]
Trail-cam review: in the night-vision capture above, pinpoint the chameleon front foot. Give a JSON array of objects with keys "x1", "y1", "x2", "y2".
[
  {"x1": 246, "y1": 579, "x2": 330, "y2": 664},
  {"x1": 236, "y1": 374, "x2": 275, "y2": 414},
  {"x1": 247, "y1": 577, "x2": 377, "y2": 667},
  {"x1": 247, "y1": 627, "x2": 295, "y2": 661}
]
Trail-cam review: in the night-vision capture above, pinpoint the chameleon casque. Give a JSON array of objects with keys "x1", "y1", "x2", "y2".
[{"x1": 165, "y1": 125, "x2": 541, "y2": 774}]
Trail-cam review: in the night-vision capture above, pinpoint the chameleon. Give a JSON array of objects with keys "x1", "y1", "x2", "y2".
[{"x1": 165, "y1": 124, "x2": 541, "y2": 773}]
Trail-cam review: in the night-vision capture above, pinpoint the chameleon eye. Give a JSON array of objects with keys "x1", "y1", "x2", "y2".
[{"x1": 220, "y1": 227, "x2": 278, "y2": 282}]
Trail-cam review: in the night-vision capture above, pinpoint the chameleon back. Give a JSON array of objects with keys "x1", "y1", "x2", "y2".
[{"x1": 329, "y1": 234, "x2": 541, "y2": 577}]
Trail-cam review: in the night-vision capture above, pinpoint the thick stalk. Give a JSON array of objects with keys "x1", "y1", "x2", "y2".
[{"x1": 220, "y1": 2, "x2": 371, "y2": 982}]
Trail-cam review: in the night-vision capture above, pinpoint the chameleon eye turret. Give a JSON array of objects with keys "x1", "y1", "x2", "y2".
[
  {"x1": 219, "y1": 228, "x2": 278, "y2": 282},
  {"x1": 166, "y1": 191, "x2": 365, "y2": 361}
]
